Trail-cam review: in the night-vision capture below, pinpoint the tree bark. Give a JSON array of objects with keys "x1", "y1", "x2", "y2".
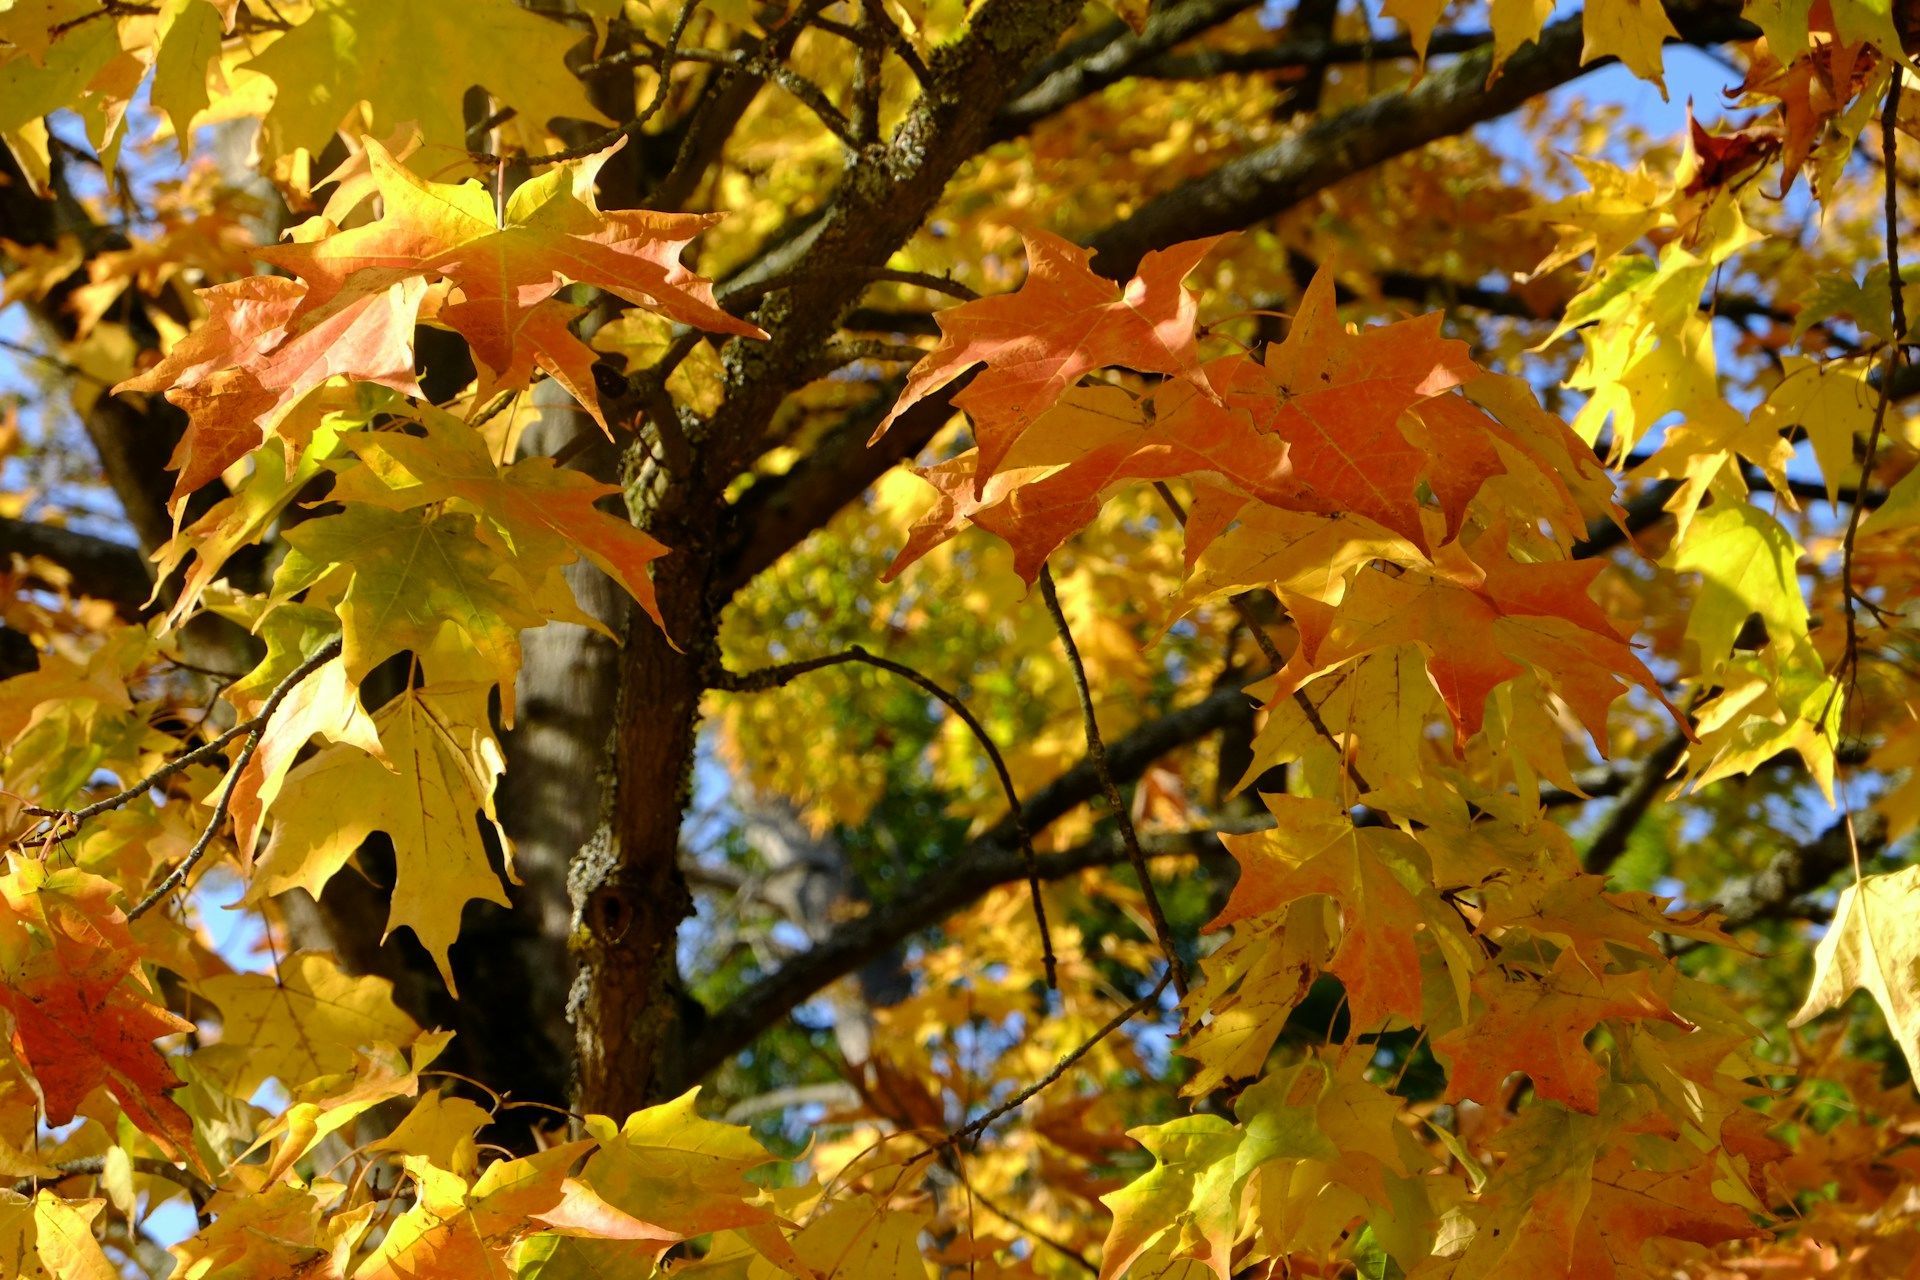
[{"x1": 567, "y1": 536, "x2": 707, "y2": 1115}]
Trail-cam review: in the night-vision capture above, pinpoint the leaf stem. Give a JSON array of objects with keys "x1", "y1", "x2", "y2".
[
  {"x1": 1150, "y1": 481, "x2": 1370, "y2": 795},
  {"x1": 1838, "y1": 74, "x2": 1908, "y2": 699},
  {"x1": 474, "y1": 0, "x2": 704, "y2": 167}
]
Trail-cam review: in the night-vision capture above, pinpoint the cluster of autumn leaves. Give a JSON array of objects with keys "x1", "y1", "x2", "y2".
[
  {"x1": 94, "y1": 140, "x2": 779, "y2": 988},
  {"x1": 4, "y1": 0, "x2": 1920, "y2": 1276},
  {"x1": 0, "y1": 860, "x2": 916, "y2": 1278},
  {"x1": 853, "y1": 221, "x2": 1782, "y2": 1273}
]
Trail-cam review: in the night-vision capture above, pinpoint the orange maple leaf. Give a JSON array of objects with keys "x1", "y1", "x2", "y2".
[
  {"x1": 259, "y1": 138, "x2": 762, "y2": 426},
  {"x1": 883, "y1": 376, "x2": 1299, "y2": 583},
  {"x1": 1574, "y1": 1148, "x2": 1766, "y2": 1277},
  {"x1": 0, "y1": 867, "x2": 198, "y2": 1166},
  {"x1": 116, "y1": 274, "x2": 425, "y2": 510},
  {"x1": 1249, "y1": 267, "x2": 1483, "y2": 552},
  {"x1": 1434, "y1": 954, "x2": 1689, "y2": 1114},
  {"x1": 114, "y1": 138, "x2": 760, "y2": 512},
  {"x1": 1271, "y1": 526, "x2": 1681, "y2": 750},
  {"x1": 1212, "y1": 798, "x2": 1429, "y2": 1032},
  {"x1": 871, "y1": 229, "x2": 1227, "y2": 487}
]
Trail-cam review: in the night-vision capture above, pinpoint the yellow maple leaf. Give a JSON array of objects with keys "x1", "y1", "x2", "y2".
[
  {"x1": 1792, "y1": 865, "x2": 1920, "y2": 1080},
  {"x1": 248, "y1": 682, "x2": 513, "y2": 988},
  {"x1": 195, "y1": 951, "x2": 419, "y2": 1096}
]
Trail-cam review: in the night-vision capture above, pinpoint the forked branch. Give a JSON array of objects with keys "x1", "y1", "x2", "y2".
[
  {"x1": 712, "y1": 643, "x2": 1058, "y2": 988},
  {"x1": 125, "y1": 638, "x2": 344, "y2": 920}
]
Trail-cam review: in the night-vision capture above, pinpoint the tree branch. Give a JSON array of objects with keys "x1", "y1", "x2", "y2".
[
  {"x1": 1574, "y1": 480, "x2": 1680, "y2": 559},
  {"x1": 11, "y1": 1155, "x2": 211, "y2": 1207},
  {"x1": 690, "y1": 0, "x2": 1085, "y2": 503},
  {"x1": 0, "y1": 516, "x2": 151, "y2": 615},
  {"x1": 679, "y1": 685, "x2": 1249, "y2": 1082},
  {"x1": 708, "y1": 8, "x2": 1753, "y2": 605},
  {"x1": 1713, "y1": 812, "x2": 1891, "y2": 931},
  {"x1": 711, "y1": 376, "x2": 923, "y2": 599},
  {"x1": 713, "y1": 643, "x2": 1057, "y2": 988},
  {"x1": 991, "y1": 0, "x2": 1264, "y2": 139},
  {"x1": 1083, "y1": 2, "x2": 1755, "y2": 280},
  {"x1": 1581, "y1": 733, "x2": 1688, "y2": 874},
  {"x1": 1139, "y1": 30, "x2": 1497, "y2": 79},
  {"x1": 648, "y1": 1, "x2": 833, "y2": 209}
]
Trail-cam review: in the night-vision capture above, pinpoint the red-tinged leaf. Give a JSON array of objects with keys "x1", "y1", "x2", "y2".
[
  {"x1": 452, "y1": 297, "x2": 611, "y2": 434},
  {"x1": 871, "y1": 229, "x2": 1227, "y2": 486},
  {"x1": 1212, "y1": 796, "x2": 1431, "y2": 1032},
  {"x1": 258, "y1": 139, "x2": 762, "y2": 431},
  {"x1": 0, "y1": 864, "x2": 198, "y2": 1167},
  {"x1": 884, "y1": 377, "x2": 1296, "y2": 583},
  {"x1": 1269, "y1": 526, "x2": 1681, "y2": 750},
  {"x1": 1180, "y1": 480, "x2": 1249, "y2": 568},
  {"x1": 112, "y1": 139, "x2": 759, "y2": 512},
  {"x1": 1574, "y1": 1148, "x2": 1766, "y2": 1277},
  {"x1": 1684, "y1": 108, "x2": 1783, "y2": 196},
  {"x1": 1, "y1": 967, "x2": 197, "y2": 1159},
  {"x1": 1434, "y1": 954, "x2": 1690, "y2": 1113},
  {"x1": 1252, "y1": 266, "x2": 1481, "y2": 551},
  {"x1": 113, "y1": 275, "x2": 425, "y2": 511}
]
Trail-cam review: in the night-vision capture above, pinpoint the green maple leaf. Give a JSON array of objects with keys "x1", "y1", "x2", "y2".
[
  {"x1": 273, "y1": 504, "x2": 548, "y2": 692},
  {"x1": 337, "y1": 406, "x2": 669, "y2": 634}
]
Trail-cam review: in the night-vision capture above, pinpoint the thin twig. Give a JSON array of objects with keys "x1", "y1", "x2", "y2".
[
  {"x1": 1838, "y1": 76, "x2": 1908, "y2": 700},
  {"x1": 47, "y1": 1, "x2": 155, "y2": 39},
  {"x1": 658, "y1": 46, "x2": 863, "y2": 148},
  {"x1": 575, "y1": 44, "x2": 659, "y2": 77},
  {"x1": 123, "y1": 639, "x2": 343, "y2": 920},
  {"x1": 862, "y1": 0, "x2": 930, "y2": 84},
  {"x1": 805, "y1": 339, "x2": 931, "y2": 380},
  {"x1": 466, "y1": 388, "x2": 518, "y2": 433},
  {"x1": 650, "y1": 329, "x2": 706, "y2": 383},
  {"x1": 860, "y1": 267, "x2": 981, "y2": 301},
  {"x1": 911, "y1": 968, "x2": 1174, "y2": 1163},
  {"x1": 823, "y1": 0, "x2": 930, "y2": 86},
  {"x1": 474, "y1": 0, "x2": 703, "y2": 166},
  {"x1": 25, "y1": 638, "x2": 342, "y2": 835},
  {"x1": 0, "y1": 336, "x2": 107, "y2": 384},
  {"x1": 940, "y1": 1164, "x2": 1098, "y2": 1275},
  {"x1": 25, "y1": 719, "x2": 252, "y2": 830},
  {"x1": 714, "y1": 644, "x2": 1058, "y2": 988},
  {"x1": 849, "y1": 0, "x2": 885, "y2": 145},
  {"x1": 1037, "y1": 566, "x2": 1187, "y2": 997},
  {"x1": 721, "y1": 265, "x2": 979, "y2": 315}
]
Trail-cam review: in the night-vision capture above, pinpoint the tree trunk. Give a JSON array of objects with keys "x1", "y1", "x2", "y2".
[{"x1": 567, "y1": 543, "x2": 706, "y2": 1115}]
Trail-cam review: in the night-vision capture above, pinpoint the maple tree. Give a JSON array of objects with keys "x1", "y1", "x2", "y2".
[{"x1": 7, "y1": 0, "x2": 1920, "y2": 1274}]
